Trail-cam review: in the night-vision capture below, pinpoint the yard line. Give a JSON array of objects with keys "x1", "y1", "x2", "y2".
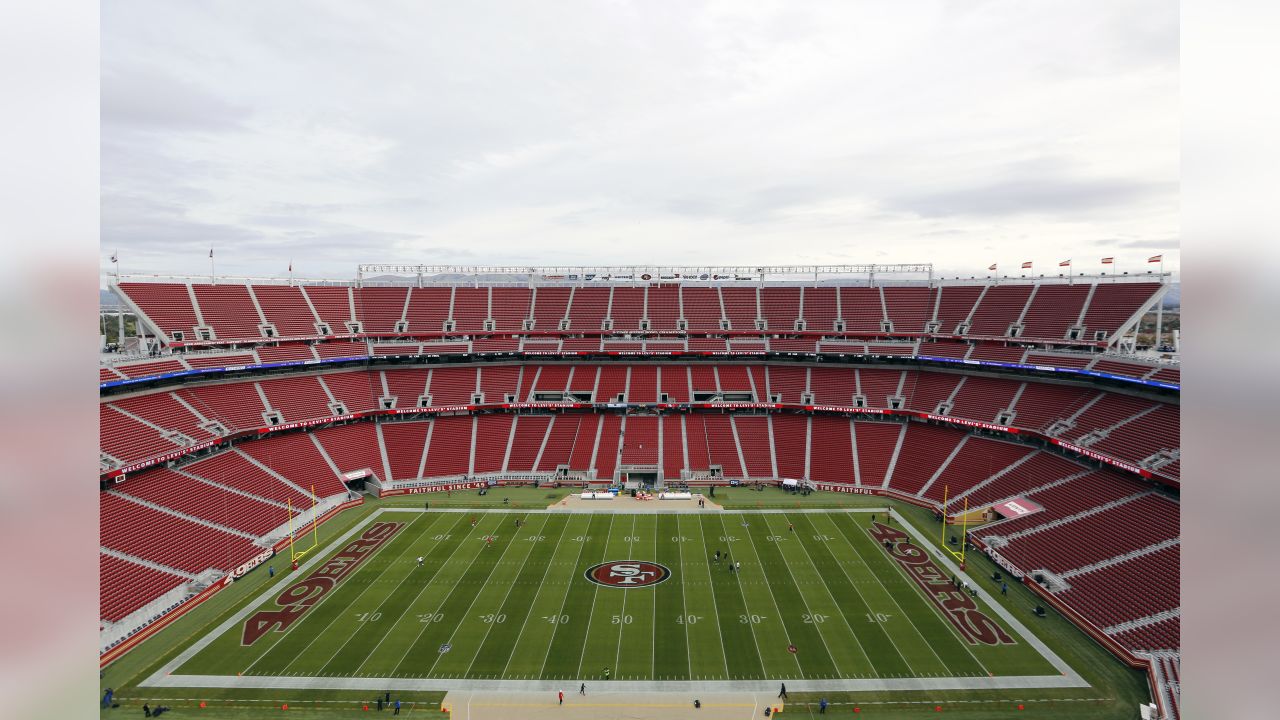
[
  {"x1": 679, "y1": 514, "x2": 729, "y2": 679},
  {"x1": 834, "y1": 511, "x2": 991, "y2": 676},
  {"x1": 571, "y1": 515, "x2": 621, "y2": 679},
  {"x1": 460, "y1": 514, "x2": 552, "y2": 678},
  {"x1": 242, "y1": 512, "x2": 437, "y2": 675},
  {"x1": 811, "y1": 512, "x2": 948, "y2": 672},
  {"x1": 423, "y1": 513, "x2": 536, "y2": 677},
  {"x1": 778, "y1": 513, "x2": 883, "y2": 674},
  {"x1": 611, "y1": 515, "x2": 639, "y2": 673},
  {"x1": 539, "y1": 515, "x2": 614, "y2": 678},
  {"x1": 651, "y1": 515, "x2": 659, "y2": 680},
  {"x1": 502, "y1": 515, "x2": 586, "y2": 679},
  {"x1": 363, "y1": 514, "x2": 502, "y2": 676},
  {"x1": 745, "y1": 514, "x2": 843, "y2": 676},
  {"x1": 716, "y1": 513, "x2": 801, "y2": 676}
]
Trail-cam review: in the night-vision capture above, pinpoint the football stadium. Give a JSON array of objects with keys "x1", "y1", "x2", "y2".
[{"x1": 97, "y1": 265, "x2": 1180, "y2": 718}]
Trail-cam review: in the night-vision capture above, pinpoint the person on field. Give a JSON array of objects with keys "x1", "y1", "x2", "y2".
[
  {"x1": 102, "y1": 688, "x2": 113, "y2": 708},
  {"x1": 143, "y1": 703, "x2": 150, "y2": 717},
  {"x1": 604, "y1": 666, "x2": 611, "y2": 680},
  {"x1": 486, "y1": 535, "x2": 494, "y2": 547},
  {"x1": 788, "y1": 522, "x2": 794, "y2": 532},
  {"x1": 558, "y1": 690, "x2": 564, "y2": 705},
  {"x1": 417, "y1": 556, "x2": 424, "y2": 567},
  {"x1": 871, "y1": 514, "x2": 875, "y2": 523},
  {"x1": 580, "y1": 682, "x2": 586, "y2": 695},
  {"x1": 1002, "y1": 582, "x2": 1009, "y2": 596},
  {"x1": 268, "y1": 565, "x2": 274, "y2": 578},
  {"x1": 736, "y1": 562, "x2": 741, "y2": 573},
  {"x1": 778, "y1": 682, "x2": 788, "y2": 699},
  {"x1": 394, "y1": 699, "x2": 400, "y2": 715},
  {"x1": 819, "y1": 697, "x2": 828, "y2": 713}
]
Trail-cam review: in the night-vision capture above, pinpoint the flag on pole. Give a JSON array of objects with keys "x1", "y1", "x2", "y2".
[
  {"x1": 1059, "y1": 259, "x2": 1071, "y2": 267},
  {"x1": 1101, "y1": 257, "x2": 1114, "y2": 264},
  {"x1": 209, "y1": 248, "x2": 214, "y2": 258},
  {"x1": 288, "y1": 259, "x2": 292, "y2": 272},
  {"x1": 988, "y1": 263, "x2": 997, "y2": 271},
  {"x1": 110, "y1": 250, "x2": 117, "y2": 264},
  {"x1": 1148, "y1": 254, "x2": 1163, "y2": 263},
  {"x1": 1021, "y1": 261, "x2": 1032, "y2": 269}
]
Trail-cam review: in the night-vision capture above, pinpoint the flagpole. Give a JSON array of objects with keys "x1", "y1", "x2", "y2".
[
  {"x1": 1155, "y1": 256, "x2": 1165, "y2": 351},
  {"x1": 210, "y1": 250, "x2": 215, "y2": 285}
]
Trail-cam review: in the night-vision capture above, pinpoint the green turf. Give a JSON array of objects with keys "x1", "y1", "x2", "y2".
[
  {"x1": 175, "y1": 509, "x2": 1055, "y2": 681},
  {"x1": 103, "y1": 491, "x2": 1155, "y2": 718}
]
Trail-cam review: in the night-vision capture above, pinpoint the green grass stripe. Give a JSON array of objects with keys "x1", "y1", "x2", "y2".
[
  {"x1": 465, "y1": 514, "x2": 572, "y2": 677},
  {"x1": 705, "y1": 514, "x2": 793, "y2": 678},
  {"x1": 296, "y1": 513, "x2": 473, "y2": 676},
  {"x1": 576, "y1": 515, "x2": 637, "y2": 678},
  {"x1": 615, "y1": 515, "x2": 659, "y2": 679},
  {"x1": 501, "y1": 514, "x2": 595, "y2": 679},
  {"x1": 782, "y1": 513, "x2": 915, "y2": 677},
  {"x1": 541, "y1": 515, "x2": 615, "y2": 679},
  {"x1": 651, "y1": 515, "x2": 689, "y2": 680},
  {"x1": 740, "y1": 514, "x2": 840, "y2": 678},
  {"x1": 676, "y1": 513, "x2": 732, "y2": 679},
  {"x1": 396, "y1": 514, "x2": 530, "y2": 674},
  {"x1": 430, "y1": 513, "x2": 551, "y2": 677}
]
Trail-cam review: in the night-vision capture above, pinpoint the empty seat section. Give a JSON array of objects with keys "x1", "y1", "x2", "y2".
[
  {"x1": 1028, "y1": 352, "x2": 1092, "y2": 369},
  {"x1": 964, "y1": 451, "x2": 1084, "y2": 508},
  {"x1": 1058, "y1": 546, "x2": 1180, "y2": 629},
  {"x1": 1082, "y1": 283, "x2": 1160, "y2": 338},
  {"x1": 968, "y1": 285, "x2": 1032, "y2": 336},
  {"x1": 659, "y1": 366, "x2": 690, "y2": 402},
  {"x1": 609, "y1": 287, "x2": 645, "y2": 331},
  {"x1": 312, "y1": 423, "x2": 384, "y2": 479},
  {"x1": 854, "y1": 421, "x2": 902, "y2": 487},
  {"x1": 628, "y1": 366, "x2": 658, "y2": 403},
  {"x1": 252, "y1": 285, "x2": 319, "y2": 336},
  {"x1": 715, "y1": 366, "x2": 753, "y2": 394},
  {"x1": 809, "y1": 367, "x2": 858, "y2": 405},
  {"x1": 887, "y1": 423, "x2": 965, "y2": 495},
  {"x1": 100, "y1": 492, "x2": 258, "y2": 574},
  {"x1": 422, "y1": 416, "x2": 473, "y2": 477},
  {"x1": 1007, "y1": 383, "x2": 1097, "y2": 431},
  {"x1": 1020, "y1": 284, "x2": 1089, "y2": 339},
  {"x1": 802, "y1": 287, "x2": 839, "y2": 331},
  {"x1": 566, "y1": 414, "x2": 601, "y2": 471},
  {"x1": 720, "y1": 288, "x2": 758, "y2": 330},
  {"x1": 1110, "y1": 615, "x2": 1179, "y2": 653},
  {"x1": 318, "y1": 371, "x2": 380, "y2": 412},
  {"x1": 759, "y1": 287, "x2": 800, "y2": 331},
  {"x1": 980, "y1": 470, "x2": 1144, "y2": 536},
  {"x1": 403, "y1": 287, "x2": 451, "y2": 332},
  {"x1": 531, "y1": 365, "x2": 572, "y2": 397},
  {"x1": 595, "y1": 366, "x2": 628, "y2": 402},
  {"x1": 999, "y1": 494, "x2": 1178, "y2": 574},
  {"x1": 115, "y1": 359, "x2": 187, "y2": 379},
  {"x1": 734, "y1": 416, "x2": 773, "y2": 477},
  {"x1": 255, "y1": 343, "x2": 316, "y2": 363},
  {"x1": 508, "y1": 416, "x2": 551, "y2": 471},
  {"x1": 100, "y1": 553, "x2": 188, "y2": 622},
  {"x1": 537, "y1": 414, "x2": 580, "y2": 471},
  {"x1": 620, "y1": 415, "x2": 660, "y2": 465},
  {"x1": 688, "y1": 337, "x2": 728, "y2": 352},
  {"x1": 918, "y1": 341, "x2": 969, "y2": 359},
  {"x1": 299, "y1": 286, "x2": 354, "y2": 332},
  {"x1": 177, "y1": 383, "x2": 270, "y2": 431},
  {"x1": 567, "y1": 287, "x2": 610, "y2": 330},
  {"x1": 594, "y1": 414, "x2": 623, "y2": 478},
  {"x1": 921, "y1": 437, "x2": 1034, "y2": 503},
  {"x1": 702, "y1": 415, "x2": 743, "y2": 477},
  {"x1": 689, "y1": 366, "x2": 718, "y2": 397},
  {"x1": 238, "y1": 432, "x2": 347, "y2": 498},
  {"x1": 681, "y1": 287, "x2": 724, "y2": 330},
  {"x1": 883, "y1": 286, "x2": 933, "y2": 333},
  {"x1": 100, "y1": 407, "x2": 179, "y2": 464},
  {"x1": 109, "y1": 393, "x2": 213, "y2": 443},
  {"x1": 809, "y1": 415, "x2": 855, "y2": 485},
  {"x1": 662, "y1": 415, "x2": 686, "y2": 478},
  {"x1": 684, "y1": 416, "x2": 712, "y2": 472},
  {"x1": 428, "y1": 367, "x2": 479, "y2": 404},
  {"x1": 473, "y1": 415, "x2": 513, "y2": 473},
  {"x1": 355, "y1": 287, "x2": 408, "y2": 334},
  {"x1": 372, "y1": 369, "x2": 425, "y2": 408},
  {"x1": 1090, "y1": 359, "x2": 1152, "y2": 379},
  {"x1": 490, "y1": 288, "x2": 532, "y2": 331},
  {"x1": 768, "y1": 338, "x2": 816, "y2": 353},
  {"x1": 117, "y1": 468, "x2": 287, "y2": 536},
  {"x1": 530, "y1": 287, "x2": 571, "y2": 330},
  {"x1": 314, "y1": 341, "x2": 366, "y2": 359},
  {"x1": 968, "y1": 344, "x2": 1028, "y2": 364},
  {"x1": 562, "y1": 337, "x2": 602, "y2": 352},
  {"x1": 903, "y1": 372, "x2": 963, "y2": 413},
  {"x1": 1066, "y1": 394, "x2": 1155, "y2": 440},
  {"x1": 857, "y1": 369, "x2": 904, "y2": 408},
  {"x1": 183, "y1": 352, "x2": 256, "y2": 370},
  {"x1": 772, "y1": 415, "x2": 807, "y2": 479},
  {"x1": 257, "y1": 376, "x2": 331, "y2": 422},
  {"x1": 450, "y1": 287, "x2": 488, "y2": 333},
  {"x1": 948, "y1": 375, "x2": 1021, "y2": 422},
  {"x1": 191, "y1": 284, "x2": 262, "y2": 340},
  {"x1": 646, "y1": 286, "x2": 681, "y2": 330},
  {"x1": 838, "y1": 288, "x2": 884, "y2": 332},
  {"x1": 381, "y1": 421, "x2": 430, "y2": 481},
  {"x1": 478, "y1": 366, "x2": 520, "y2": 403},
  {"x1": 934, "y1": 285, "x2": 983, "y2": 334},
  {"x1": 567, "y1": 366, "x2": 599, "y2": 400},
  {"x1": 1093, "y1": 403, "x2": 1179, "y2": 466},
  {"x1": 118, "y1": 283, "x2": 201, "y2": 340},
  {"x1": 183, "y1": 450, "x2": 314, "y2": 507},
  {"x1": 766, "y1": 366, "x2": 808, "y2": 403}
]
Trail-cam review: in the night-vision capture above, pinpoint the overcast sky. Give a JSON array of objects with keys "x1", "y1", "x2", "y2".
[{"x1": 101, "y1": 0, "x2": 1178, "y2": 283}]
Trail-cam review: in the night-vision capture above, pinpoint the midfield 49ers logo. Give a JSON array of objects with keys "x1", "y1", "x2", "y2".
[{"x1": 585, "y1": 561, "x2": 671, "y2": 588}]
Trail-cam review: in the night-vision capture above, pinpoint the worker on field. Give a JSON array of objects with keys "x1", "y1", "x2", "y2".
[
  {"x1": 394, "y1": 698, "x2": 400, "y2": 715},
  {"x1": 558, "y1": 690, "x2": 564, "y2": 705},
  {"x1": 486, "y1": 535, "x2": 494, "y2": 548},
  {"x1": 788, "y1": 521, "x2": 794, "y2": 532},
  {"x1": 1002, "y1": 582, "x2": 1009, "y2": 596},
  {"x1": 736, "y1": 561, "x2": 741, "y2": 573},
  {"x1": 778, "y1": 682, "x2": 788, "y2": 699},
  {"x1": 603, "y1": 666, "x2": 611, "y2": 680},
  {"x1": 580, "y1": 682, "x2": 586, "y2": 695},
  {"x1": 819, "y1": 697, "x2": 828, "y2": 714},
  {"x1": 417, "y1": 556, "x2": 424, "y2": 567}
]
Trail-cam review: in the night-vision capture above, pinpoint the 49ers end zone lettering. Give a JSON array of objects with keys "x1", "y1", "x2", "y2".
[
  {"x1": 241, "y1": 522, "x2": 404, "y2": 645},
  {"x1": 867, "y1": 521, "x2": 1015, "y2": 646}
]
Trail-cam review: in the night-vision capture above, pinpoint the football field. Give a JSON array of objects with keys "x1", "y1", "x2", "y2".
[{"x1": 155, "y1": 508, "x2": 1075, "y2": 689}]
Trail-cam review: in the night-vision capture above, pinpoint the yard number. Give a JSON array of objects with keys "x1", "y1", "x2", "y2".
[
  {"x1": 865, "y1": 612, "x2": 893, "y2": 623},
  {"x1": 675, "y1": 615, "x2": 703, "y2": 625},
  {"x1": 543, "y1": 614, "x2": 571, "y2": 624},
  {"x1": 416, "y1": 613, "x2": 445, "y2": 623},
  {"x1": 802, "y1": 613, "x2": 827, "y2": 624},
  {"x1": 739, "y1": 614, "x2": 767, "y2": 624},
  {"x1": 354, "y1": 612, "x2": 382, "y2": 622},
  {"x1": 612, "y1": 614, "x2": 633, "y2": 625},
  {"x1": 479, "y1": 613, "x2": 507, "y2": 624}
]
